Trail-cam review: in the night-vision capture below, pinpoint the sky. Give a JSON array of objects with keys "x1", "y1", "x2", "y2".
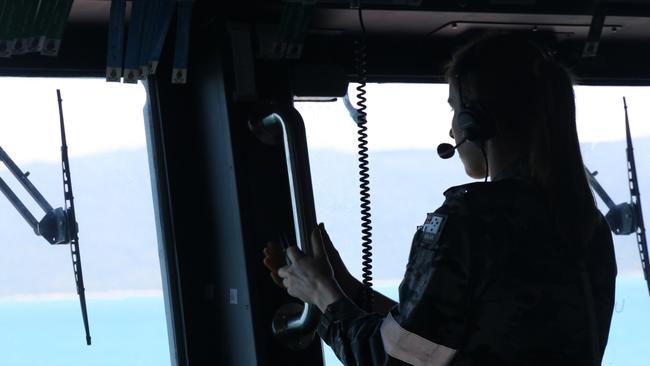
[
  {"x1": 0, "y1": 77, "x2": 147, "y2": 165},
  {"x1": 0, "y1": 78, "x2": 649, "y2": 166},
  {"x1": 297, "y1": 83, "x2": 650, "y2": 153}
]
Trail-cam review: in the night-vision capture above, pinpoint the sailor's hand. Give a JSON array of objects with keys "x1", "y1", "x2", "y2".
[
  {"x1": 319, "y1": 223, "x2": 361, "y2": 299},
  {"x1": 277, "y1": 226, "x2": 344, "y2": 312}
]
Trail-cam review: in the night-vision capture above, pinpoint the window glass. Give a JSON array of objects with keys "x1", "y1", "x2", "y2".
[
  {"x1": 0, "y1": 78, "x2": 170, "y2": 365},
  {"x1": 297, "y1": 83, "x2": 650, "y2": 366}
]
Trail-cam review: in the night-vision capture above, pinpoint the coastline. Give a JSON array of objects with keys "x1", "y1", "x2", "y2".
[{"x1": 0, "y1": 289, "x2": 163, "y2": 302}]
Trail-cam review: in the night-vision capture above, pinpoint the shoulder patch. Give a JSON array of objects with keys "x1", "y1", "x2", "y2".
[
  {"x1": 443, "y1": 184, "x2": 473, "y2": 198},
  {"x1": 421, "y1": 212, "x2": 447, "y2": 242}
]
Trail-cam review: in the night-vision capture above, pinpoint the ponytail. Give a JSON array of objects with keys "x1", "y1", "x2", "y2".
[{"x1": 531, "y1": 59, "x2": 598, "y2": 248}]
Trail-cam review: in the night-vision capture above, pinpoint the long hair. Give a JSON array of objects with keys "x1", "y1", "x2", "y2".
[{"x1": 445, "y1": 32, "x2": 599, "y2": 248}]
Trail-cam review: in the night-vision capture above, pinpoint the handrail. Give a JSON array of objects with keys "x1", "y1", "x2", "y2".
[{"x1": 254, "y1": 105, "x2": 320, "y2": 349}]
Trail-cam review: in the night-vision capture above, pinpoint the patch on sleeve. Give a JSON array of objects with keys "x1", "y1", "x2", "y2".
[{"x1": 421, "y1": 212, "x2": 447, "y2": 243}]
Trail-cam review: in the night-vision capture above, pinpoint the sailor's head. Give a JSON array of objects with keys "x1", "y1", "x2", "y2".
[{"x1": 445, "y1": 32, "x2": 576, "y2": 181}]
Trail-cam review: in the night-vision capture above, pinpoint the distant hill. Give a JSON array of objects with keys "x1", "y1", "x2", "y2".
[
  {"x1": 0, "y1": 138, "x2": 648, "y2": 297},
  {"x1": 309, "y1": 139, "x2": 650, "y2": 280},
  {"x1": 0, "y1": 148, "x2": 159, "y2": 297}
]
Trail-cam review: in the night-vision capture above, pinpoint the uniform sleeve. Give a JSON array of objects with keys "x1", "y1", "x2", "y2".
[
  {"x1": 317, "y1": 206, "x2": 473, "y2": 366},
  {"x1": 318, "y1": 297, "x2": 407, "y2": 366}
]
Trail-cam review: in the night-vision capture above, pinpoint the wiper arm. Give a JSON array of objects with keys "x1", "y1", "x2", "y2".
[
  {"x1": 584, "y1": 167, "x2": 616, "y2": 211},
  {"x1": 0, "y1": 146, "x2": 68, "y2": 243},
  {"x1": 0, "y1": 151, "x2": 41, "y2": 234},
  {"x1": 585, "y1": 166, "x2": 637, "y2": 236}
]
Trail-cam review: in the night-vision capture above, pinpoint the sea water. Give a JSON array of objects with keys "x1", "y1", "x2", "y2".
[
  {"x1": 0, "y1": 276, "x2": 647, "y2": 365},
  {"x1": 0, "y1": 296, "x2": 170, "y2": 366}
]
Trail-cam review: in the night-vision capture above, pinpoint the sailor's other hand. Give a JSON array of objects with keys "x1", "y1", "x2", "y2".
[
  {"x1": 277, "y1": 226, "x2": 344, "y2": 312},
  {"x1": 319, "y1": 223, "x2": 361, "y2": 299},
  {"x1": 263, "y1": 240, "x2": 286, "y2": 288}
]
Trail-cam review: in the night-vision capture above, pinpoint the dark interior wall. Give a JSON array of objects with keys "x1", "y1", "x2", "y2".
[
  {"x1": 146, "y1": 43, "x2": 214, "y2": 364},
  {"x1": 148, "y1": 13, "x2": 256, "y2": 364},
  {"x1": 145, "y1": 76, "x2": 191, "y2": 365},
  {"x1": 148, "y1": 2, "x2": 325, "y2": 364}
]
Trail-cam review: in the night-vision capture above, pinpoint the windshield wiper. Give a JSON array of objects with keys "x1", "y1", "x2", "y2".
[
  {"x1": 0, "y1": 90, "x2": 91, "y2": 345},
  {"x1": 586, "y1": 97, "x2": 649, "y2": 297}
]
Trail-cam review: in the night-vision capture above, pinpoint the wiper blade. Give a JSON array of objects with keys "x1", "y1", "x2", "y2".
[
  {"x1": 57, "y1": 89, "x2": 91, "y2": 345},
  {"x1": 623, "y1": 97, "x2": 650, "y2": 297}
]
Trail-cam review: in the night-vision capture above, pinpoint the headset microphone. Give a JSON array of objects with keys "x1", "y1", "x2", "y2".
[{"x1": 437, "y1": 138, "x2": 466, "y2": 159}]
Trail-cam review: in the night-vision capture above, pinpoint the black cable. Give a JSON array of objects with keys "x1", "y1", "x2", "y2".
[{"x1": 354, "y1": 4, "x2": 373, "y2": 312}]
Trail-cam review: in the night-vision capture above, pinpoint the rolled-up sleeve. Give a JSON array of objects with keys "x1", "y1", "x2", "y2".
[{"x1": 317, "y1": 206, "x2": 472, "y2": 366}]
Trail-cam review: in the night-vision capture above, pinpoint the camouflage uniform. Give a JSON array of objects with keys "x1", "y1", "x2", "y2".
[{"x1": 318, "y1": 177, "x2": 617, "y2": 366}]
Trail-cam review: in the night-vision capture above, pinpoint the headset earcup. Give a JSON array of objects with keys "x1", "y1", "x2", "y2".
[
  {"x1": 458, "y1": 109, "x2": 482, "y2": 142},
  {"x1": 458, "y1": 105, "x2": 496, "y2": 143}
]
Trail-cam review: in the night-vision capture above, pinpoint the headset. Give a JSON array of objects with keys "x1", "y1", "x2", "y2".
[
  {"x1": 438, "y1": 35, "x2": 554, "y2": 182},
  {"x1": 437, "y1": 73, "x2": 495, "y2": 182},
  {"x1": 455, "y1": 73, "x2": 497, "y2": 145},
  {"x1": 438, "y1": 34, "x2": 555, "y2": 164},
  {"x1": 438, "y1": 75, "x2": 496, "y2": 150}
]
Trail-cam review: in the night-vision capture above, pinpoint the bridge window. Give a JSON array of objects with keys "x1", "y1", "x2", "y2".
[
  {"x1": 0, "y1": 78, "x2": 171, "y2": 365},
  {"x1": 297, "y1": 83, "x2": 650, "y2": 366}
]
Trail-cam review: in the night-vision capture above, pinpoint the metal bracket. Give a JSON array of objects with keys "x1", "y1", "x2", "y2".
[
  {"x1": 582, "y1": 6, "x2": 606, "y2": 58},
  {"x1": 172, "y1": 0, "x2": 194, "y2": 84}
]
